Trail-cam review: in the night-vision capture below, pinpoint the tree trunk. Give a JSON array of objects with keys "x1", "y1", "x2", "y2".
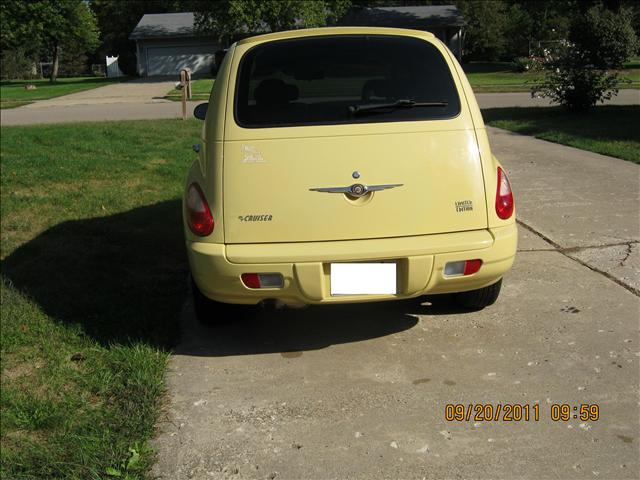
[{"x1": 50, "y1": 44, "x2": 59, "y2": 83}]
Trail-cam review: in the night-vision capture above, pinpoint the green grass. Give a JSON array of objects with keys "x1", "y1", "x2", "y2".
[
  {"x1": 482, "y1": 105, "x2": 640, "y2": 164},
  {"x1": 165, "y1": 78, "x2": 214, "y2": 101},
  {"x1": 0, "y1": 119, "x2": 202, "y2": 478},
  {"x1": 0, "y1": 77, "x2": 123, "y2": 107},
  {"x1": 463, "y1": 62, "x2": 640, "y2": 92},
  {"x1": 0, "y1": 101, "x2": 31, "y2": 109}
]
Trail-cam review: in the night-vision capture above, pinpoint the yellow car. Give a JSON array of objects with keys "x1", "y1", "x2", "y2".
[{"x1": 184, "y1": 27, "x2": 516, "y2": 322}]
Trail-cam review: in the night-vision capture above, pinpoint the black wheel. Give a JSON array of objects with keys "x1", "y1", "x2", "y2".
[
  {"x1": 190, "y1": 276, "x2": 255, "y2": 325},
  {"x1": 453, "y1": 279, "x2": 502, "y2": 310}
]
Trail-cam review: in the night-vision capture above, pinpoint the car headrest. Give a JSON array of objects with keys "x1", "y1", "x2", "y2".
[
  {"x1": 361, "y1": 79, "x2": 390, "y2": 101},
  {"x1": 254, "y1": 79, "x2": 299, "y2": 105}
]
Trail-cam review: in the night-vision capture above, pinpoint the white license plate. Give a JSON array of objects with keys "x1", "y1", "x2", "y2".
[{"x1": 330, "y1": 263, "x2": 397, "y2": 295}]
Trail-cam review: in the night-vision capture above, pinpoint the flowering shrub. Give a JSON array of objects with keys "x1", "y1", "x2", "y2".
[
  {"x1": 532, "y1": 5, "x2": 636, "y2": 111},
  {"x1": 513, "y1": 56, "x2": 544, "y2": 73}
]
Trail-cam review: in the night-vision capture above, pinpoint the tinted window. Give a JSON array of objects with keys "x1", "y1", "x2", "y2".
[{"x1": 235, "y1": 35, "x2": 461, "y2": 128}]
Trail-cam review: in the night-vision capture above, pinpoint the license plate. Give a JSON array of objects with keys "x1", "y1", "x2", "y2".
[{"x1": 330, "y1": 263, "x2": 397, "y2": 295}]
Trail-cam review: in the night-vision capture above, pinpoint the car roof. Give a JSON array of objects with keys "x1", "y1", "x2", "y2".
[{"x1": 236, "y1": 27, "x2": 435, "y2": 46}]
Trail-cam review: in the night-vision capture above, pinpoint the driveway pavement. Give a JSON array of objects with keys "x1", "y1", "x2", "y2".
[
  {"x1": 150, "y1": 130, "x2": 639, "y2": 479},
  {"x1": 0, "y1": 101, "x2": 202, "y2": 125},
  {"x1": 22, "y1": 77, "x2": 177, "y2": 108}
]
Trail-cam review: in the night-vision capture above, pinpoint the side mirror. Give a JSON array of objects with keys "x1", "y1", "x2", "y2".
[{"x1": 194, "y1": 103, "x2": 208, "y2": 120}]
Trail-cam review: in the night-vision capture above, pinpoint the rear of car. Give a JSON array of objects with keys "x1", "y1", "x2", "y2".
[{"x1": 184, "y1": 27, "x2": 517, "y2": 314}]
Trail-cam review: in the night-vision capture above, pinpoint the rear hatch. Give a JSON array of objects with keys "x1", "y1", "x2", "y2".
[{"x1": 223, "y1": 34, "x2": 487, "y2": 244}]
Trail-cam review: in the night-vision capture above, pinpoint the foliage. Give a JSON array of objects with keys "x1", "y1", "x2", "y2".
[
  {"x1": 534, "y1": 5, "x2": 637, "y2": 110},
  {"x1": 535, "y1": 57, "x2": 622, "y2": 110},
  {"x1": 502, "y1": 0, "x2": 573, "y2": 59},
  {"x1": 455, "y1": 0, "x2": 508, "y2": 61},
  {"x1": 512, "y1": 56, "x2": 543, "y2": 72},
  {"x1": 0, "y1": 49, "x2": 37, "y2": 80},
  {"x1": 193, "y1": 0, "x2": 351, "y2": 41},
  {"x1": 569, "y1": 4, "x2": 638, "y2": 69},
  {"x1": 0, "y1": 0, "x2": 99, "y2": 82}
]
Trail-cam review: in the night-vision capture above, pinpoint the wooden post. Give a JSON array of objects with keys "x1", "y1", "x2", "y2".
[
  {"x1": 186, "y1": 69, "x2": 192, "y2": 100},
  {"x1": 180, "y1": 69, "x2": 187, "y2": 120}
]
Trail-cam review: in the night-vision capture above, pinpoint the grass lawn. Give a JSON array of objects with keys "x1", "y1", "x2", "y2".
[
  {"x1": 165, "y1": 78, "x2": 214, "y2": 101},
  {"x1": 464, "y1": 62, "x2": 640, "y2": 93},
  {"x1": 1, "y1": 77, "x2": 124, "y2": 108},
  {"x1": 482, "y1": 105, "x2": 640, "y2": 164},
  {"x1": 0, "y1": 119, "x2": 201, "y2": 478}
]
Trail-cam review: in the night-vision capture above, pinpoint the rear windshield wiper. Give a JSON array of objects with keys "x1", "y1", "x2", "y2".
[{"x1": 348, "y1": 99, "x2": 449, "y2": 115}]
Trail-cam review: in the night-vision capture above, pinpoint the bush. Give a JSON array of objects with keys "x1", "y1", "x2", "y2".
[
  {"x1": 569, "y1": 5, "x2": 637, "y2": 69},
  {"x1": 533, "y1": 6, "x2": 637, "y2": 111},
  {"x1": 0, "y1": 49, "x2": 38, "y2": 80},
  {"x1": 534, "y1": 59, "x2": 622, "y2": 111},
  {"x1": 513, "y1": 56, "x2": 544, "y2": 72}
]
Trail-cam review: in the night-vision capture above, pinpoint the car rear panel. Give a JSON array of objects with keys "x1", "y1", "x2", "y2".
[{"x1": 221, "y1": 29, "x2": 487, "y2": 245}]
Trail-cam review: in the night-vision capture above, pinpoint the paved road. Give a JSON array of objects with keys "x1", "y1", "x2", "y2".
[
  {"x1": 1, "y1": 89, "x2": 638, "y2": 126},
  {"x1": 150, "y1": 130, "x2": 639, "y2": 479},
  {"x1": 476, "y1": 89, "x2": 639, "y2": 108}
]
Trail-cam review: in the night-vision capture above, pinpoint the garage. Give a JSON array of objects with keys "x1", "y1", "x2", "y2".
[
  {"x1": 146, "y1": 44, "x2": 216, "y2": 76},
  {"x1": 130, "y1": 12, "x2": 220, "y2": 77}
]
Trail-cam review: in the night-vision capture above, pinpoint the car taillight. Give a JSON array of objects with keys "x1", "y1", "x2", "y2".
[
  {"x1": 444, "y1": 259, "x2": 482, "y2": 277},
  {"x1": 186, "y1": 183, "x2": 214, "y2": 236},
  {"x1": 495, "y1": 167, "x2": 514, "y2": 220},
  {"x1": 241, "y1": 273, "x2": 284, "y2": 289}
]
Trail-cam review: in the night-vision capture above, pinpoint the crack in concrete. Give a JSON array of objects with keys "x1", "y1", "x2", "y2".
[
  {"x1": 517, "y1": 220, "x2": 639, "y2": 297},
  {"x1": 562, "y1": 241, "x2": 639, "y2": 254},
  {"x1": 619, "y1": 242, "x2": 634, "y2": 267}
]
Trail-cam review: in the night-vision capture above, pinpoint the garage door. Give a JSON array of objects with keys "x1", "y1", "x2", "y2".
[{"x1": 146, "y1": 44, "x2": 216, "y2": 76}]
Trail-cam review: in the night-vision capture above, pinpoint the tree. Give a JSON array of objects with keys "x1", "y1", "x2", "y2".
[
  {"x1": 502, "y1": 0, "x2": 573, "y2": 59},
  {"x1": 192, "y1": 0, "x2": 351, "y2": 42},
  {"x1": 455, "y1": 0, "x2": 508, "y2": 61},
  {"x1": 569, "y1": 3, "x2": 637, "y2": 69},
  {"x1": 1, "y1": 0, "x2": 99, "y2": 82}
]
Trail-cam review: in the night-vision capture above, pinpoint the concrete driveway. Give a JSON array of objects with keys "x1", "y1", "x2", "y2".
[
  {"x1": 150, "y1": 130, "x2": 639, "y2": 479},
  {"x1": 21, "y1": 77, "x2": 177, "y2": 108}
]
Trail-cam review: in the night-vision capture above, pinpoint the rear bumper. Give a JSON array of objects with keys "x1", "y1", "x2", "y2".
[{"x1": 187, "y1": 224, "x2": 517, "y2": 305}]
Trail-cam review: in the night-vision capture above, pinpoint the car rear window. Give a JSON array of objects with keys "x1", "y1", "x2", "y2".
[{"x1": 234, "y1": 35, "x2": 461, "y2": 128}]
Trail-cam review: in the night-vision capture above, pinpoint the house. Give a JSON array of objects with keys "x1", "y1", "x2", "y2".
[
  {"x1": 130, "y1": 6, "x2": 465, "y2": 77},
  {"x1": 129, "y1": 12, "x2": 220, "y2": 77},
  {"x1": 339, "y1": 5, "x2": 464, "y2": 60}
]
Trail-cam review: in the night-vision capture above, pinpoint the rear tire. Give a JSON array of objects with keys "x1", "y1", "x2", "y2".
[
  {"x1": 190, "y1": 276, "x2": 255, "y2": 325},
  {"x1": 453, "y1": 279, "x2": 502, "y2": 310}
]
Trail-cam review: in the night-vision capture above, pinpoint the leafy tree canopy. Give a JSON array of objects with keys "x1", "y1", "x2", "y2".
[
  {"x1": 1, "y1": 0, "x2": 99, "y2": 82},
  {"x1": 192, "y1": 0, "x2": 351, "y2": 41}
]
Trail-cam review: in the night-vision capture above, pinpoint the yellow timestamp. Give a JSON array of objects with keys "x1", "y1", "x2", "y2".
[{"x1": 444, "y1": 403, "x2": 600, "y2": 422}]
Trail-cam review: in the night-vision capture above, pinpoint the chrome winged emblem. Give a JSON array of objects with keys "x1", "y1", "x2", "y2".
[{"x1": 310, "y1": 183, "x2": 403, "y2": 198}]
